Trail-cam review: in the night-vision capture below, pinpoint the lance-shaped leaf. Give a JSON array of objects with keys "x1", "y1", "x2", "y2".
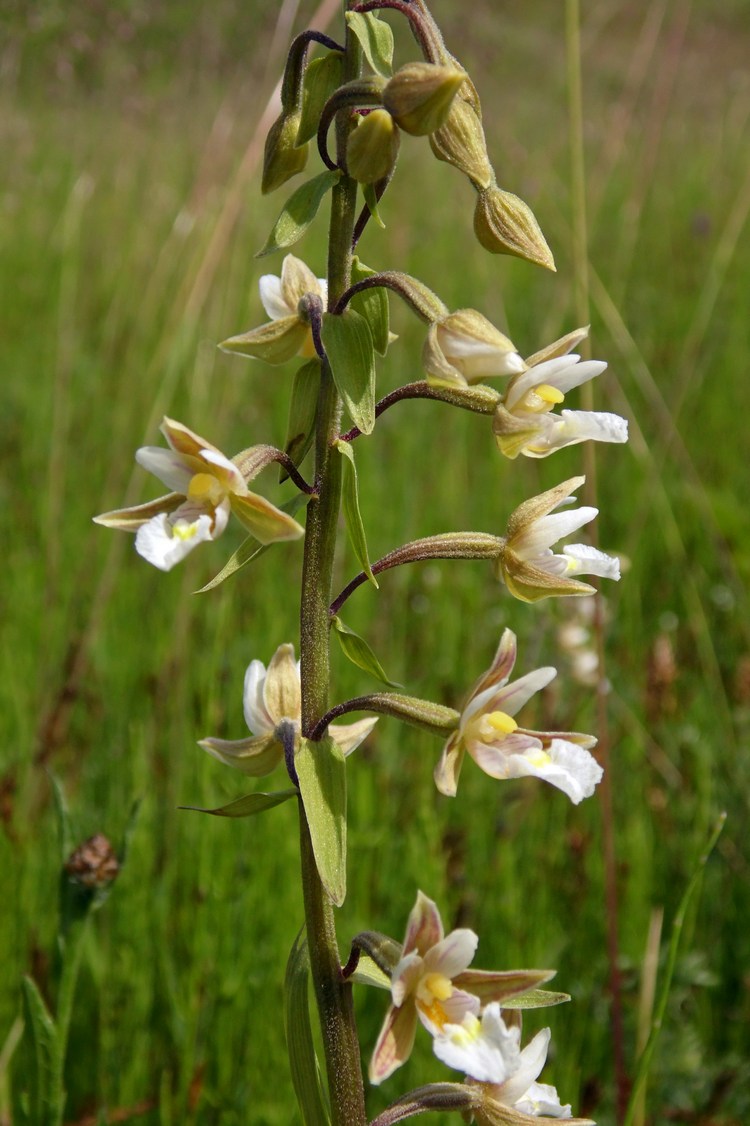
[
  {"x1": 282, "y1": 359, "x2": 321, "y2": 479},
  {"x1": 332, "y1": 616, "x2": 401, "y2": 688},
  {"x1": 22, "y1": 975, "x2": 59, "y2": 1125},
  {"x1": 320, "y1": 309, "x2": 376, "y2": 434},
  {"x1": 345, "y1": 11, "x2": 394, "y2": 77},
  {"x1": 296, "y1": 736, "x2": 347, "y2": 906},
  {"x1": 196, "y1": 493, "x2": 309, "y2": 593},
  {"x1": 181, "y1": 790, "x2": 297, "y2": 818},
  {"x1": 351, "y1": 256, "x2": 390, "y2": 355},
  {"x1": 298, "y1": 52, "x2": 344, "y2": 145},
  {"x1": 257, "y1": 169, "x2": 341, "y2": 257},
  {"x1": 336, "y1": 441, "x2": 376, "y2": 586},
  {"x1": 502, "y1": 987, "x2": 570, "y2": 1009},
  {"x1": 284, "y1": 929, "x2": 332, "y2": 1126}
]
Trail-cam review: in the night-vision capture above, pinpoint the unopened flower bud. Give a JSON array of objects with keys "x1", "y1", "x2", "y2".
[
  {"x1": 262, "y1": 111, "x2": 308, "y2": 195},
  {"x1": 474, "y1": 185, "x2": 555, "y2": 271},
  {"x1": 429, "y1": 96, "x2": 492, "y2": 189},
  {"x1": 423, "y1": 309, "x2": 525, "y2": 388},
  {"x1": 383, "y1": 62, "x2": 465, "y2": 137},
  {"x1": 65, "y1": 834, "x2": 119, "y2": 890},
  {"x1": 346, "y1": 109, "x2": 401, "y2": 184}
]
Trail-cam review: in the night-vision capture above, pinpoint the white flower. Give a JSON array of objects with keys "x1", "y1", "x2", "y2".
[
  {"x1": 494, "y1": 339, "x2": 628, "y2": 459},
  {"x1": 423, "y1": 309, "x2": 525, "y2": 388},
  {"x1": 200, "y1": 644, "x2": 377, "y2": 776},
  {"x1": 434, "y1": 628, "x2": 601, "y2": 803},
  {"x1": 497, "y1": 476, "x2": 620, "y2": 601}
]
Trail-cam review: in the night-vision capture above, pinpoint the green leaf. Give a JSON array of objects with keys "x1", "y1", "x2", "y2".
[
  {"x1": 335, "y1": 441, "x2": 377, "y2": 587},
  {"x1": 331, "y1": 616, "x2": 401, "y2": 688},
  {"x1": 296, "y1": 737, "x2": 347, "y2": 907},
  {"x1": 49, "y1": 773, "x2": 74, "y2": 863},
  {"x1": 282, "y1": 359, "x2": 321, "y2": 479},
  {"x1": 502, "y1": 988, "x2": 571, "y2": 1009},
  {"x1": 351, "y1": 257, "x2": 390, "y2": 355},
  {"x1": 22, "y1": 976, "x2": 58, "y2": 1125},
  {"x1": 284, "y1": 930, "x2": 332, "y2": 1126},
  {"x1": 196, "y1": 493, "x2": 309, "y2": 593},
  {"x1": 257, "y1": 169, "x2": 340, "y2": 257},
  {"x1": 298, "y1": 53, "x2": 344, "y2": 145},
  {"x1": 345, "y1": 11, "x2": 394, "y2": 77},
  {"x1": 181, "y1": 790, "x2": 297, "y2": 818},
  {"x1": 320, "y1": 309, "x2": 376, "y2": 434}
]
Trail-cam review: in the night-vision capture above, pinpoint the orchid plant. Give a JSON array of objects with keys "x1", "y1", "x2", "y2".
[{"x1": 95, "y1": 2, "x2": 627, "y2": 1122}]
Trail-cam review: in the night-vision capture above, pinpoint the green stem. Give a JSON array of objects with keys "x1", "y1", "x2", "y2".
[
  {"x1": 297, "y1": 11, "x2": 367, "y2": 1125},
  {"x1": 50, "y1": 915, "x2": 89, "y2": 1126}
]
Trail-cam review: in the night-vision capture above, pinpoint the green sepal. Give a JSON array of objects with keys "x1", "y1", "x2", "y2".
[
  {"x1": 196, "y1": 493, "x2": 309, "y2": 593},
  {"x1": 282, "y1": 359, "x2": 321, "y2": 480},
  {"x1": 21, "y1": 975, "x2": 58, "y2": 1125},
  {"x1": 362, "y1": 182, "x2": 386, "y2": 229},
  {"x1": 345, "y1": 11, "x2": 394, "y2": 77},
  {"x1": 298, "y1": 53, "x2": 344, "y2": 145},
  {"x1": 296, "y1": 737, "x2": 347, "y2": 907},
  {"x1": 335, "y1": 441, "x2": 377, "y2": 587},
  {"x1": 284, "y1": 929, "x2": 332, "y2": 1126},
  {"x1": 349, "y1": 956, "x2": 392, "y2": 990},
  {"x1": 181, "y1": 790, "x2": 297, "y2": 818},
  {"x1": 331, "y1": 616, "x2": 401, "y2": 688},
  {"x1": 320, "y1": 309, "x2": 376, "y2": 435},
  {"x1": 502, "y1": 988, "x2": 571, "y2": 1010},
  {"x1": 350, "y1": 257, "x2": 390, "y2": 355},
  {"x1": 257, "y1": 169, "x2": 341, "y2": 258}
]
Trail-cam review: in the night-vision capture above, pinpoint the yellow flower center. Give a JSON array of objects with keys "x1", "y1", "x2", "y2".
[
  {"x1": 171, "y1": 520, "x2": 202, "y2": 542},
  {"x1": 416, "y1": 972, "x2": 454, "y2": 1029},
  {"x1": 188, "y1": 472, "x2": 225, "y2": 506},
  {"x1": 518, "y1": 382, "x2": 565, "y2": 414},
  {"x1": 465, "y1": 709, "x2": 518, "y2": 744}
]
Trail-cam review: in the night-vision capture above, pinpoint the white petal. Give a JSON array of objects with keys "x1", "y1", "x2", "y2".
[
  {"x1": 200, "y1": 448, "x2": 247, "y2": 492},
  {"x1": 259, "y1": 274, "x2": 291, "y2": 320},
  {"x1": 516, "y1": 507, "x2": 598, "y2": 557},
  {"x1": 494, "y1": 666, "x2": 557, "y2": 717},
  {"x1": 514, "y1": 1081, "x2": 573, "y2": 1118},
  {"x1": 425, "y1": 928, "x2": 479, "y2": 979},
  {"x1": 243, "y1": 660, "x2": 273, "y2": 735},
  {"x1": 329, "y1": 716, "x2": 378, "y2": 755},
  {"x1": 555, "y1": 409, "x2": 628, "y2": 445},
  {"x1": 135, "y1": 446, "x2": 193, "y2": 493},
  {"x1": 563, "y1": 543, "x2": 621, "y2": 580},
  {"x1": 433, "y1": 1006, "x2": 520, "y2": 1083},
  {"x1": 499, "y1": 1027, "x2": 551, "y2": 1104},
  {"x1": 504, "y1": 739, "x2": 603, "y2": 804},
  {"x1": 135, "y1": 513, "x2": 212, "y2": 571}
]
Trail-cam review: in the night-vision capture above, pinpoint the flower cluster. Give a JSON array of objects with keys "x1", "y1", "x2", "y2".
[{"x1": 370, "y1": 894, "x2": 589, "y2": 1122}]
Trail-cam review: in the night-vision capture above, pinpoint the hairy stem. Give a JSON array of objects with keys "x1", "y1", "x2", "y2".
[{"x1": 297, "y1": 11, "x2": 368, "y2": 1125}]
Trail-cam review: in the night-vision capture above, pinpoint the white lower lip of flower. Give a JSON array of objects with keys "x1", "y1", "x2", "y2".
[
  {"x1": 563, "y1": 543, "x2": 621, "y2": 580},
  {"x1": 135, "y1": 512, "x2": 214, "y2": 571}
]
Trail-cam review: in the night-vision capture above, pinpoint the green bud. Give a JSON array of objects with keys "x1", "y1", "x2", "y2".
[
  {"x1": 474, "y1": 185, "x2": 555, "y2": 271},
  {"x1": 429, "y1": 94, "x2": 492, "y2": 188},
  {"x1": 382, "y1": 62, "x2": 465, "y2": 137},
  {"x1": 262, "y1": 111, "x2": 308, "y2": 195},
  {"x1": 346, "y1": 109, "x2": 401, "y2": 184}
]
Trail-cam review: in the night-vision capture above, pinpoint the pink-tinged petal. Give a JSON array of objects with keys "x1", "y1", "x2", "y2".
[
  {"x1": 329, "y1": 716, "x2": 378, "y2": 756},
  {"x1": 160, "y1": 416, "x2": 224, "y2": 461},
  {"x1": 198, "y1": 733, "x2": 282, "y2": 776},
  {"x1": 466, "y1": 629, "x2": 517, "y2": 702},
  {"x1": 259, "y1": 273, "x2": 291, "y2": 320},
  {"x1": 454, "y1": 967, "x2": 556, "y2": 1005},
  {"x1": 498, "y1": 1027, "x2": 550, "y2": 1104},
  {"x1": 200, "y1": 448, "x2": 248, "y2": 495},
  {"x1": 135, "y1": 446, "x2": 195, "y2": 493},
  {"x1": 368, "y1": 1001, "x2": 419, "y2": 1085},
  {"x1": 403, "y1": 891, "x2": 444, "y2": 956},
  {"x1": 262, "y1": 643, "x2": 301, "y2": 723},
  {"x1": 243, "y1": 660, "x2": 274, "y2": 735},
  {"x1": 434, "y1": 732, "x2": 465, "y2": 796},
  {"x1": 469, "y1": 733, "x2": 542, "y2": 780},
  {"x1": 425, "y1": 928, "x2": 478, "y2": 979},
  {"x1": 229, "y1": 492, "x2": 305, "y2": 543},
  {"x1": 93, "y1": 492, "x2": 181, "y2": 531},
  {"x1": 494, "y1": 666, "x2": 556, "y2": 717},
  {"x1": 391, "y1": 950, "x2": 423, "y2": 1006},
  {"x1": 135, "y1": 512, "x2": 213, "y2": 571},
  {"x1": 417, "y1": 987, "x2": 480, "y2": 1037}
]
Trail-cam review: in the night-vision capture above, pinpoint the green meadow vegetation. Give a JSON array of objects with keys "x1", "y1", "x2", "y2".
[{"x1": 2, "y1": 0, "x2": 749, "y2": 1122}]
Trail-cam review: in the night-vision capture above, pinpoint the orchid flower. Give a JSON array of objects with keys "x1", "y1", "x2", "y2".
[
  {"x1": 370, "y1": 892, "x2": 554, "y2": 1085},
  {"x1": 434, "y1": 629, "x2": 601, "y2": 803},
  {"x1": 200, "y1": 644, "x2": 377, "y2": 776},
  {"x1": 496, "y1": 476, "x2": 620, "y2": 601},
  {"x1": 94, "y1": 417, "x2": 304, "y2": 571},
  {"x1": 423, "y1": 309, "x2": 525, "y2": 388},
  {"x1": 493, "y1": 327, "x2": 628, "y2": 459}
]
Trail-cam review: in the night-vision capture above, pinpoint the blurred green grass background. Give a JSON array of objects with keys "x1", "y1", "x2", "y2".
[{"x1": 2, "y1": 0, "x2": 749, "y2": 1122}]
